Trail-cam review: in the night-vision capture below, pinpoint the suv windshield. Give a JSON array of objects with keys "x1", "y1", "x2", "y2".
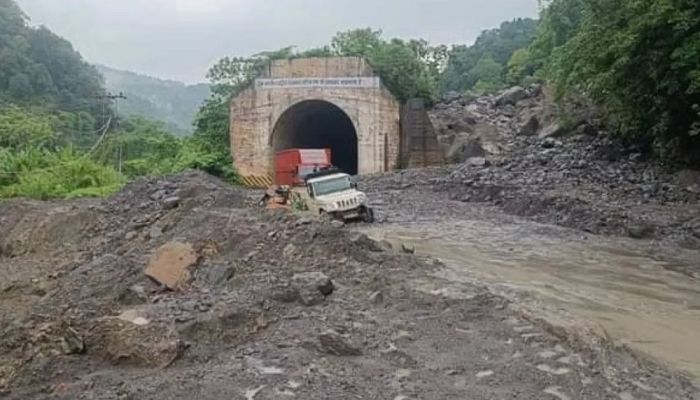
[{"x1": 312, "y1": 176, "x2": 353, "y2": 196}]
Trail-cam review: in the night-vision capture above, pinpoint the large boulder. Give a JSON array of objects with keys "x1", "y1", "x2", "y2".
[
  {"x1": 495, "y1": 86, "x2": 527, "y2": 106},
  {"x1": 518, "y1": 115, "x2": 540, "y2": 136},
  {"x1": 446, "y1": 137, "x2": 486, "y2": 164},
  {"x1": 292, "y1": 272, "x2": 335, "y2": 306},
  {"x1": 144, "y1": 242, "x2": 199, "y2": 290},
  {"x1": 675, "y1": 169, "x2": 700, "y2": 194},
  {"x1": 538, "y1": 122, "x2": 567, "y2": 139},
  {"x1": 627, "y1": 224, "x2": 655, "y2": 239},
  {"x1": 318, "y1": 329, "x2": 362, "y2": 356},
  {"x1": 443, "y1": 91, "x2": 462, "y2": 104}
]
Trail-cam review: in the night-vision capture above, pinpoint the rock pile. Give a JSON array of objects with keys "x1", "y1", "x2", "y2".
[
  {"x1": 1, "y1": 171, "x2": 697, "y2": 398},
  {"x1": 424, "y1": 86, "x2": 700, "y2": 246}
]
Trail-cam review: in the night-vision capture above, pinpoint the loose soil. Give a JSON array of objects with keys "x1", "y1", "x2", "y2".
[{"x1": 0, "y1": 170, "x2": 698, "y2": 399}]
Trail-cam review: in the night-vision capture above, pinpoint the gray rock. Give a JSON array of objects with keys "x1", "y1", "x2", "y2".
[
  {"x1": 675, "y1": 169, "x2": 700, "y2": 193},
  {"x1": 495, "y1": 86, "x2": 527, "y2": 106},
  {"x1": 268, "y1": 285, "x2": 300, "y2": 303},
  {"x1": 574, "y1": 122, "x2": 597, "y2": 136},
  {"x1": 447, "y1": 137, "x2": 486, "y2": 164},
  {"x1": 318, "y1": 329, "x2": 362, "y2": 356},
  {"x1": 116, "y1": 284, "x2": 149, "y2": 305},
  {"x1": 541, "y1": 138, "x2": 561, "y2": 149},
  {"x1": 149, "y1": 225, "x2": 164, "y2": 239},
  {"x1": 162, "y1": 196, "x2": 181, "y2": 210},
  {"x1": 369, "y1": 290, "x2": 384, "y2": 305},
  {"x1": 401, "y1": 244, "x2": 416, "y2": 254},
  {"x1": 466, "y1": 157, "x2": 489, "y2": 167},
  {"x1": 378, "y1": 240, "x2": 394, "y2": 252},
  {"x1": 283, "y1": 243, "x2": 297, "y2": 259},
  {"x1": 539, "y1": 122, "x2": 567, "y2": 139},
  {"x1": 628, "y1": 224, "x2": 654, "y2": 239},
  {"x1": 528, "y1": 83, "x2": 543, "y2": 97},
  {"x1": 292, "y1": 272, "x2": 334, "y2": 306},
  {"x1": 349, "y1": 232, "x2": 384, "y2": 252},
  {"x1": 197, "y1": 264, "x2": 236, "y2": 286},
  {"x1": 124, "y1": 231, "x2": 138, "y2": 241},
  {"x1": 296, "y1": 217, "x2": 313, "y2": 226},
  {"x1": 518, "y1": 116, "x2": 540, "y2": 136},
  {"x1": 150, "y1": 190, "x2": 167, "y2": 201},
  {"x1": 443, "y1": 91, "x2": 462, "y2": 103},
  {"x1": 692, "y1": 227, "x2": 700, "y2": 239}
]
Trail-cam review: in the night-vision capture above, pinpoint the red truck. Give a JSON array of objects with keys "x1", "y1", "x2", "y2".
[{"x1": 274, "y1": 148, "x2": 332, "y2": 186}]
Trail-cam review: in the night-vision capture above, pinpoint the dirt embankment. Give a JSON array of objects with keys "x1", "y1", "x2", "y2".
[
  {"x1": 1, "y1": 171, "x2": 697, "y2": 399},
  {"x1": 422, "y1": 86, "x2": 700, "y2": 250}
]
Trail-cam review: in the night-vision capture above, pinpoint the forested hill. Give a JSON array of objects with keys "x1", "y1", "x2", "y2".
[
  {"x1": 0, "y1": 0, "x2": 107, "y2": 118},
  {"x1": 97, "y1": 65, "x2": 210, "y2": 135}
]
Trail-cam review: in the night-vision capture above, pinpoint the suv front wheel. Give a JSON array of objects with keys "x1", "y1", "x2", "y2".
[{"x1": 360, "y1": 206, "x2": 375, "y2": 223}]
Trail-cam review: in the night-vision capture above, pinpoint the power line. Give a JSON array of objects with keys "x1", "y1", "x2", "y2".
[{"x1": 90, "y1": 92, "x2": 128, "y2": 164}]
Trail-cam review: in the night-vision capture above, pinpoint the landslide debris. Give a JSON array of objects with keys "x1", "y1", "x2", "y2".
[
  {"x1": 1, "y1": 170, "x2": 697, "y2": 399},
  {"x1": 368, "y1": 86, "x2": 700, "y2": 250}
]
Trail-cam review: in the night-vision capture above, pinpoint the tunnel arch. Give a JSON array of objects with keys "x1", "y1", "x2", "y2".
[{"x1": 271, "y1": 100, "x2": 358, "y2": 175}]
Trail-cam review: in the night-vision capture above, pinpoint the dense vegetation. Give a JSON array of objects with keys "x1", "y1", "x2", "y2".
[
  {"x1": 440, "y1": 0, "x2": 700, "y2": 164},
  {"x1": 0, "y1": 0, "x2": 236, "y2": 199},
  {"x1": 0, "y1": 0, "x2": 108, "y2": 119},
  {"x1": 542, "y1": 0, "x2": 700, "y2": 163},
  {"x1": 0, "y1": 0, "x2": 124, "y2": 199},
  {"x1": 441, "y1": 18, "x2": 538, "y2": 94},
  {"x1": 97, "y1": 65, "x2": 210, "y2": 135},
  {"x1": 502, "y1": 0, "x2": 700, "y2": 164}
]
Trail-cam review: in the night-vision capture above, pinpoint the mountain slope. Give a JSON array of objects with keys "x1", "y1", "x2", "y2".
[{"x1": 97, "y1": 65, "x2": 210, "y2": 135}]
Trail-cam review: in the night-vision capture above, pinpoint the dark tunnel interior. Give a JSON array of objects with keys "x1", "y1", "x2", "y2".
[{"x1": 272, "y1": 100, "x2": 358, "y2": 175}]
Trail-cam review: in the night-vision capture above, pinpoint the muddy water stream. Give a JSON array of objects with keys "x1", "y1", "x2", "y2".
[{"x1": 363, "y1": 220, "x2": 700, "y2": 380}]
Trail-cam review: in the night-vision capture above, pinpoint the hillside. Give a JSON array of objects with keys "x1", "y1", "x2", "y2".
[
  {"x1": 97, "y1": 65, "x2": 210, "y2": 135},
  {"x1": 0, "y1": 0, "x2": 106, "y2": 118}
]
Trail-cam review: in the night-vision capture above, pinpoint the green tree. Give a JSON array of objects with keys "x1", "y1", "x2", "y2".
[
  {"x1": 329, "y1": 29, "x2": 442, "y2": 102},
  {"x1": 0, "y1": 105, "x2": 54, "y2": 149},
  {"x1": 506, "y1": 48, "x2": 536, "y2": 85},
  {"x1": 93, "y1": 117, "x2": 183, "y2": 178},
  {"x1": 441, "y1": 18, "x2": 538, "y2": 93},
  {"x1": 524, "y1": 0, "x2": 585, "y2": 79},
  {"x1": 546, "y1": 0, "x2": 700, "y2": 163},
  {"x1": 331, "y1": 28, "x2": 383, "y2": 57},
  {"x1": 0, "y1": 0, "x2": 108, "y2": 122},
  {"x1": 468, "y1": 56, "x2": 504, "y2": 92},
  {"x1": 187, "y1": 51, "x2": 275, "y2": 182}
]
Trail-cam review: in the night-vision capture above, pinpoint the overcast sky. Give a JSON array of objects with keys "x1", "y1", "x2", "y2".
[{"x1": 15, "y1": 0, "x2": 538, "y2": 84}]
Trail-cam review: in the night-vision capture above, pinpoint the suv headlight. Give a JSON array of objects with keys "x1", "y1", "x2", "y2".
[{"x1": 358, "y1": 193, "x2": 367, "y2": 204}]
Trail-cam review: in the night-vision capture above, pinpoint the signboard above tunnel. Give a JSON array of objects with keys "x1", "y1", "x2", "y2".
[
  {"x1": 231, "y1": 57, "x2": 402, "y2": 183},
  {"x1": 256, "y1": 77, "x2": 381, "y2": 89}
]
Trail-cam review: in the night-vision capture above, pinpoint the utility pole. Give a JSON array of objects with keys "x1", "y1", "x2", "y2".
[
  {"x1": 99, "y1": 92, "x2": 127, "y2": 127},
  {"x1": 97, "y1": 92, "x2": 128, "y2": 172}
]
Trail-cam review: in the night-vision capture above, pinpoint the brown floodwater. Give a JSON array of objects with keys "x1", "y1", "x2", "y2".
[{"x1": 364, "y1": 219, "x2": 700, "y2": 380}]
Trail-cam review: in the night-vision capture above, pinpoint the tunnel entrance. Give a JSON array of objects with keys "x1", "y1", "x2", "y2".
[{"x1": 272, "y1": 100, "x2": 358, "y2": 175}]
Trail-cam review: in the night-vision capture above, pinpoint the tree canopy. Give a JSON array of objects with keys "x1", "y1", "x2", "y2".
[
  {"x1": 441, "y1": 18, "x2": 538, "y2": 94},
  {"x1": 0, "y1": 0, "x2": 107, "y2": 117},
  {"x1": 522, "y1": 0, "x2": 700, "y2": 163}
]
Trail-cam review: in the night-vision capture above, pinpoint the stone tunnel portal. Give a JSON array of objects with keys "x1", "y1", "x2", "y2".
[{"x1": 271, "y1": 100, "x2": 358, "y2": 175}]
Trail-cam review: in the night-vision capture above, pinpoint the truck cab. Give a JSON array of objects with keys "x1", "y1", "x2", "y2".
[{"x1": 303, "y1": 169, "x2": 374, "y2": 223}]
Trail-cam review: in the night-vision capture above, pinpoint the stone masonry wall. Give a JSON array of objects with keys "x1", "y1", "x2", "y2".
[{"x1": 231, "y1": 57, "x2": 400, "y2": 179}]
